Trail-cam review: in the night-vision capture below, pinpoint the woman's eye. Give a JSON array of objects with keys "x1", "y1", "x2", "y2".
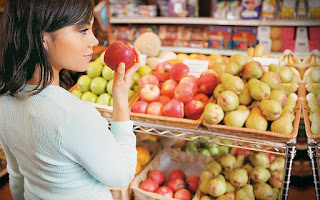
[{"x1": 80, "y1": 28, "x2": 89, "y2": 34}]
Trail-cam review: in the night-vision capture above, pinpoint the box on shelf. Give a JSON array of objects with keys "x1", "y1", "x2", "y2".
[
  {"x1": 258, "y1": 38, "x2": 272, "y2": 53},
  {"x1": 282, "y1": 40, "x2": 295, "y2": 52},
  {"x1": 309, "y1": 40, "x2": 320, "y2": 51},
  {"x1": 168, "y1": 0, "x2": 187, "y2": 17},
  {"x1": 187, "y1": 0, "x2": 199, "y2": 17},
  {"x1": 261, "y1": 0, "x2": 277, "y2": 19},
  {"x1": 257, "y1": 26, "x2": 271, "y2": 40},
  {"x1": 241, "y1": 0, "x2": 262, "y2": 20},
  {"x1": 207, "y1": 26, "x2": 233, "y2": 49},
  {"x1": 271, "y1": 39, "x2": 282, "y2": 52},
  {"x1": 309, "y1": 27, "x2": 320, "y2": 40},
  {"x1": 281, "y1": 27, "x2": 295, "y2": 41},
  {"x1": 295, "y1": 27, "x2": 309, "y2": 53},
  {"x1": 232, "y1": 26, "x2": 257, "y2": 50}
]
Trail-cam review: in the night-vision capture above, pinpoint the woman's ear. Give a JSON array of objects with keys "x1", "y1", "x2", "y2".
[{"x1": 42, "y1": 32, "x2": 50, "y2": 51}]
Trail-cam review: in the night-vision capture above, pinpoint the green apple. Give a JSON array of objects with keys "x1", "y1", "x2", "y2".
[
  {"x1": 128, "y1": 89, "x2": 135, "y2": 101},
  {"x1": 109, "y1": 97, "x2": 113, "y2": 106},
  {"x1": 106, "y1": 79, "x2": 113, "y2": 95},
  {"x1": 137, "y1": 65, "x2": 152, "y2": 77},
  {"x1": 133, "y1": 72, "x2": 141, "y2": 84},
  {"x1": 96, "y1": 93, "x2": 111, "y2": 105},
  {"x1": 207, "y1": 144, "x2": 220, "y2": 156},
  {"x1": 87, "y1": 60, "x2": 103, "y2": 78},
  {"x1": 81, "y1": 91, "x2": 97, "y2": 103},
  {"x1": 99, "y1": 51, "x2": 106, "y2": 65},
  {"x1": 102, "y1": 65, "x2": 114, "y2": 81},
  {"x1": 71, "y1": 89, "x2": 83, "y2": 99},
  {"x1": 90, "y1": 77, "x2": 107, "y2": 95},
  {"x1": 77, "y1": 75, "x2": 92, "y2": 92},
  {"x1": 199, "y1": 148, "x2": 211, "y2": 157},
  {"x1": 133, "y1": 85, "x2": 140, "y2": 93}
]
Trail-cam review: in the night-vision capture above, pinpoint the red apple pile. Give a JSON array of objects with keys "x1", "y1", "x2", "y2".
[
  {"x1": 138, "y1": 169, "x2": 200, "y2": 200},
  {"x1": 131, "y1": 62, "x2": 220, "y2": 120}
]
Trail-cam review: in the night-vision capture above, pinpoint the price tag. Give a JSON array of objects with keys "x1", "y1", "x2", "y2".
[
  {"x1": 253, "y1": 57, "x2": 280, "y2": 66},
  {"x1": 183, "y1": 59, "x2": 209, "y2": 78}
]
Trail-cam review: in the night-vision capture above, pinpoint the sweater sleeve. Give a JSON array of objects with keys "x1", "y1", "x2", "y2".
[
  {"x1": 0, "y1": 136, "x2": 24, "y2": 200},
  {"x1": 60, "y1": 103, "x2": 137, "y2": 187}
]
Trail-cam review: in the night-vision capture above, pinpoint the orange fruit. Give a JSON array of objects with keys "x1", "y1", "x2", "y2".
[
  {"x1": 136, "y1": 146, "x2": 151, "y2": 166},
  {"x1": 135, "y1": 160, "x2": 142, "y2": 175}
]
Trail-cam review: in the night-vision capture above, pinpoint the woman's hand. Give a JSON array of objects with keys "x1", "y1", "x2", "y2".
[{"x1": 112, "y1": 45, "x2": 141, "y2": 122}]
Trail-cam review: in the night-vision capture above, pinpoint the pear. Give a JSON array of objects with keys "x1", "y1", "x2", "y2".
[
  {"x1": 260, "y1": 100, "x2": 282, "y2": 121},
  {"x1": 269, "y1": 157, "x2": 285, "y2": 172},
  {"x1": 271, "y1": 111, "x2": 295, "y2": 134},
  {"x1": 245, "y1": 107, "x2": 268, "y2": 131},
  {"x1": 205, "y1": 161, "x2": 222, "y2": 177},
  {"x1": 282, "y1": 93, "x2": 298, "y2": 113},
  {"x1": 223, "y1": 105, "x2": 250, "y2": 127},
  {"x1": 306, "y1": 83, "x2": 320, "y2": 96},
  {"x1": 203, "y1": 103, "x2": 225, "y2": 124},
  {"x1": 279, "y1": 66, "x2": 294, "y2": 83},
  {"x1": 199, "y1": 170, "x2": 213, "y2": 194},
  {"x1": 250, "y1": 166, "x2": 271, "y2": 183},
  {"x1": 269, "y1": 90, "x2": 287, "y2": 107},
  {"x1": 220, "y1": 73, "x2": 244, "y2": 95},
  {"x1": 199, "y1": 195, "x2": 212, "y2": 200},
  {"x1": 268, "y1": 64, "x2": 282, "y2": 72},
  {"x1": 250, "y1": 100, "x2": 260, "y2": 108},
  {"x1": 311, "y1": 66, "x2": 320, "y2": 83},
  {"x1": 260, "y1": 71, "x2": 281, "y2": 90},
  {"x1": 307, "y1": 93, "x2": 320, "y2": 112},
  {"x1": 253, "y1": 183, "x2": 273, "y2": 200},
  {"x1": 235, "y1": 154, "x2": 245, "y2": 168},
  {"x1": 235, "y1": 184, "x2": 255, "y2": 200},
  {"x1": 229, "y1": 54, "x2": 247, "y2": 70},
  {"x1": 217, "y1": 91, "x2": 239, "y2": 112},
  {"x1": 305, "y1": 72, "x2": 313, "y2": 85},
  {"x1": 208, "y1": 175, "x2": 227, "y2": 197},
  {"x1": 230, "y1": 168, "x2": 248, "y2": 187},
  {"x1": 226, "y1": 181, "x2": 235, "y2": 192},
  {"x1": 242, "y1": 60, "x2": 264, "y2": 79},
  {"x1": 249, "y1": 152, "x2": 270, "y2": 168},
  {"x1": 242, "y1": 163, "x2": 254, "y2": 174},
  {"x1": 279, "y1": 83, "x2": 299, "y2": 96},
  {"x1": 219, "y1": 154, "x2": 236, "y2": 171},
  {"x1": 216, "y1": 192, "x2": 235, "y2": 200},
  {"x1": 214, "y1": 84, "x2": 225, "y2": 100},
  {"x1": 238, "y1": 83, "x2": 252, "y2": 105},
  {"x1": 248, "y1": 78, "x2": 271, "y2": 101},
  {"x1": 309, "y1": 112, "x2": 320, "y2": 135},
  {"x1": 225, "y1": 60, "x2": 243, "y2": 75},
  {"x1": 317, "y1": 93, "x2": 320, "y2": 106},
  {"x1": 223, "y1": 170, "x2": 232, "y2": 181},
  {"x1": 271, "y1": 188, "x2": 280, "y2": 200},
  {"x1": 269, "y1": 170, "x2": 283, "y2": 188}
]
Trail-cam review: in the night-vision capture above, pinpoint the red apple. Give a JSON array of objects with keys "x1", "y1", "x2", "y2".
[
  {"x1": 179, "y1": 75, "x2": 198, "y2": 94},
  {"x1": 147, "y1": 170, "x2": 166, "y2": 185},
  {"x1": 155, "y1": 62, "x2": 172, "y2": 83},
  {"x1": 184, "y1": 100, "x2": 205, "y2": 120},
  {"x1": 186, "y1": 176, "x2": 200, "y2": 193},
  {"x1": 131, "y1": 100, "x2": 149, "y2": 113},
  {"x1": 138, "y1": 74, "x2": 159, "y2": 87},
  {"x1": 140, "y1": 84, "x2": 160, "y2": 102},
  {"x1": 146, "y1": 102, "x2": 163, "y2": 116},
  {"x1": 167, "y1": 179, "x2": 186, "y2": 192},
  {"x1": 139, "y1": 179, "x2": 159, "y2": 192},
  {"x1": 162, "y1": 99, "x2": 184, "y2": 118},
  {"x1": 104, "y1": 41, "x2": 135, "y2": 71},
  {"x1": 198, "y1": 70, "x2": 220, "y2": 94},
  {"x1": 168, "y1": 63, "x2": 190, "y2": 82},
  {"x1": 161, "y1": 79, "x2": 178, "y2": 98},
  {"x1": 155, "y1": 186, "x2": 174, "y2": 198},
  {"x1": 174, "y1": 189, "x2": 191, "y2": 200},
  {"x1": 169, "y1": 169, "x2": 186, "y2": 181},
  {"x1": 192, "y1": 93, "x2": 210, "y2": 105},
  {"x1": 158, "y1": 95, "x2": 171, "y2": 106},
  {"x1": 231, "y1": 148, "x2": 251, "y2": 157},
  {"x1": 174, "y1": 83, "x2": 195, "y2": 102}
]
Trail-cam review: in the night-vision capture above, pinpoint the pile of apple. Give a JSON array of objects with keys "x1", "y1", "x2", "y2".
[
  {"x1": 199, "y1": 150, "x2": 285, "y2": 200},
  {"x1": 131, "y1": 62, "x2": 220, "y2": 120},
  {"x1": 139, "y1": 169, "x2": 200, "y2": 200},
  {"x1": 203, "y1": 53, "x2": 300, "y2": 135}
]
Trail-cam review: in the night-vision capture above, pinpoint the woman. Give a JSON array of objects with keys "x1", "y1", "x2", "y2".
[{"x1": 0, "y1": 0, "x2": 140, "y2": 199}]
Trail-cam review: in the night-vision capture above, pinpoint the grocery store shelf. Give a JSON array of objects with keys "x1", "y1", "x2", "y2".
[{"x1": 110, "y1": 17, "x2": 320, "y2": 27}]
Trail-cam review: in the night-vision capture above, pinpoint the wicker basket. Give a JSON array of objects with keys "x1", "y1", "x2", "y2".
[
  {"x1": 130, "y1": 94, "x2": 209, "y2": 130},
  {"x1": 69, "y1": 84, "x2": 138, "y2": 118},
  {"x1": 202, "y1": 83, "x2": 304, "y2": 143},
  {"x1": 130, "y1": 148, "x2": 212, "y2": 200}
]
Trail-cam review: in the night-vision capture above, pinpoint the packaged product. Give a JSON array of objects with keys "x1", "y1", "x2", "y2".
[
  {"x1": 187, "y1": 0, "x2": 199, "y2": 17},
  {"x1": 112, "y1": 26, "x2": 136, "y2": 43},
  {"x1": 241, "y1": 0, "x2": 262, "y2": 19},
  {"x1": 207, "y1": 26, "x2": 233, "y2": 49},
  {"x1": 296, "y1": 0, "x2": 307, "y2": 19},
  {"x1": 233, "y1": 27, "x2": 257, "y2": 50},
  {"x1": 309, "y1": 0, "x2": 320, "y2": 18},
  {"x1": 280, "y1": 0, "x2": 296, "y2": 19},
  {"x1": 227, "y1": 0, "x2": 242, "y2": 19},
  {"x1": 158, "y1": 0, "x2": 169, "y2": 16},
  {"x1": 134, "y1": 5, "x2": 158, "y2": 17},
  {"x1": 135, "y1": 25, "x2": 158, "y2": 38},
  {"x1": 158, "y1": 25, "x2": 184, "y2": 40},
  {"x1": 261, "y1": 0, "x2": 277, "y2": 19},
  {"x1": 182, "y1": 26, "x2": 208, "y2": 41},
  {"x1": 214, "y1": 0, "x2": 229, "y2": 18},
  {"x1": 168, "y1": 0, "x2": 187, "y2": 17},
  {"x1": 109, "y1": 4, "x2": 135, "y2": 17}
]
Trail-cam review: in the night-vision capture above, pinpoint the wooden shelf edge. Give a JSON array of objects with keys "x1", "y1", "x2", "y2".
[{"x1": 110, "y1": 17, "x2": 320, "y2": 27}]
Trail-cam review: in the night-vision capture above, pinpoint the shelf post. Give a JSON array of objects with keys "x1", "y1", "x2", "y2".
[
  {"x1": 280, "y1": 143, "x2": 296, "y2": 200},
  {"x1": 308, "y1": 142, "x2": 320, "y2": 200}
]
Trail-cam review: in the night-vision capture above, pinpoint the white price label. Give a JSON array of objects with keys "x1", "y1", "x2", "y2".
[
  {"x1": 253, "y1": 57, "x2": 280, "y2": 66},
  {"x1": 183, "y1": 59, "x2": 209, "y2": 78}
]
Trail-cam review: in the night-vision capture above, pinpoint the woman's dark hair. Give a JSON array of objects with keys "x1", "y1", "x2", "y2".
[{"x1": 0, "y1": 0, "x2": 94, "y2": 95}]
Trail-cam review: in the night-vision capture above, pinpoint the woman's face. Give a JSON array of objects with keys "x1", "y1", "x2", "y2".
[{"x1": 43, "y1": 18, "x2": 99, "y2": 72}]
